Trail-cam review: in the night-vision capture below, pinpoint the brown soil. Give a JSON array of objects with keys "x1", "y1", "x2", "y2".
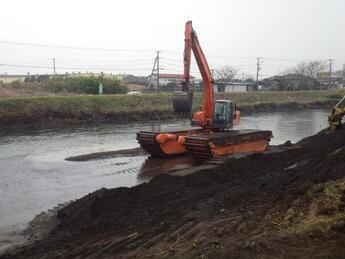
[{"x1": 2, "y1": 126, "x2": 345, "y2": 258}]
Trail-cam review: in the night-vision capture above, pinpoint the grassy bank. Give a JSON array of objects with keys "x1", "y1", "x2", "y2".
[{"x1": 0, "y1": 90, "x2": 344, "y2": 128}]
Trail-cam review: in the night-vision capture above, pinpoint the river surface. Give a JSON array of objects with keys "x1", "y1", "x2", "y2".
[{"x1": 0, "y1": 110, "x2": 329, "y2": 244}]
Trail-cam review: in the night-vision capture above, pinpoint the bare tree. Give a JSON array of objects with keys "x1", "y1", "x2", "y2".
[
  {"x1": 213, "y1": 66, "x2": 239, "y2": 82},
  {"x1": 283, "y1": 61, "x2": 327, "y2": 78}
]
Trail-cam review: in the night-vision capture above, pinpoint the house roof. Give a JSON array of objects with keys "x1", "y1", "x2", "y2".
[
  {"x1": 214, "y1": 81, "x2": 256, "y2": 86},
  {"x1": 148, "y1": 73, "x2": 195, "y2": 79}
]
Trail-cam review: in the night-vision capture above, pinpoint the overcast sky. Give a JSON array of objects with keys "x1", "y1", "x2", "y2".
[{"x1": 1, "y1": 0, "x2": 345, "y2": 78}]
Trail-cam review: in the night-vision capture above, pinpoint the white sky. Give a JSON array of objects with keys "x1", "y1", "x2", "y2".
[{"x1": 1, "y1": 0, "x2": 345, "y2": 78}]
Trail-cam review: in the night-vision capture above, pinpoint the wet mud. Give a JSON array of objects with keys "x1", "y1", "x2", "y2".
[{"x1": 65, "y1": 147, "x2": 147, "y2": 161}]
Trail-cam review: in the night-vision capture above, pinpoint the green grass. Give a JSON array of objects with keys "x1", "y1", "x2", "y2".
[
  {"x1": 0, "y1": 93, "x2": 171, "y2": 116},
  {"x1": 0, "y1": 90, "x2": 344, "y2": 126},
  {"x1": 193, "y1": 90, "x2": 345, "y2": 109}
]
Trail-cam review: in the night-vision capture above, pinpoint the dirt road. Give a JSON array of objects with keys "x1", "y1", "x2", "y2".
[{"x1": 2, "y1": 126, "x2": 345, "y2": 258}]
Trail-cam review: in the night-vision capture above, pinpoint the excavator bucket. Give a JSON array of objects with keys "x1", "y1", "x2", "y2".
[{"x1": 172, "y1": 91, "x2": 193, "y2": 114}]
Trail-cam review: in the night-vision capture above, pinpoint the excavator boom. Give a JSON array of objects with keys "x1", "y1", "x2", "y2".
[
  {"x1": 174, "y1": 21, "x2": 215, "y2": 123},
  {"x1": 186, "y1": 21, "x2": 214, "y2": 125},
  {"x1": 182, "y1": 22, "x2": 192, "y2": 91}
]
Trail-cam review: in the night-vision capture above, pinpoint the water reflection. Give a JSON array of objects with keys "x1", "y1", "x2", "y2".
[
  {"x1": 137, "y1": 156, "x2": 201, "y2": 181},
  {"x1": 237, "y1": 110, "x2": 328, "y2": 145}
]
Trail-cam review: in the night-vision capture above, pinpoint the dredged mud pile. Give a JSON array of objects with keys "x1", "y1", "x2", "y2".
[{"x1": 2, "y1": 127, "x2": 345, "y2": 258}]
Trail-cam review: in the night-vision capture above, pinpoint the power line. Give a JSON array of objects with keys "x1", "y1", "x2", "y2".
[
  {"x1": 0, "y1": 40, "x2": 155, "y2": 53},
  {"x1": 263, "y1": 57, "x2": 322, "y2": 62},
  {"x1": 161, "y1": 57, "x2": 256, "y2": 70},
  {"x1": 54, "y1": 58, "x2": 155, "y2": 64},
  {"x1": 21, "y1": 58, "x2": 53, "y2": 65},
  {"x1": 1, "y1": 40, "x2": 344, "y2": 65},
  {"x1": 0, "y1": 64, "x2": 52, "y2": 69},
  {"x1": 0, "y1": 63, "x2": 152, "y2": 71},
  {"x1": 161, "y1": 57, "x2": 182, "y2": 63},
  {"x1": 164, "y1": 54, "x2": 337, "y2": 64},
  {"x1": 163, "y1": 51, "x2": 257, "y2": 60},
  {"x1": 160, "y1": 61, "x2": 182, "y2": 67},
  {"x1": 161, "y1": 68, "x2": 200, "y2": 75}
]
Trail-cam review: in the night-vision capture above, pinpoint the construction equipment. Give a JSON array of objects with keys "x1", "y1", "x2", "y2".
[
  {"x1": 137, "y1": 21, "x2": 272, "y2": 158},
  {"x1": 329, "y1": 95, "x2": 345, "y2": 130}
]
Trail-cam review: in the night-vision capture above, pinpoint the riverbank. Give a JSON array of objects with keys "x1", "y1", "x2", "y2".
[
  {"x1": 0, "y1": 90, "x2": 344, "y2": 129},
  {"x1": 2, "y1": 124, "x2": 345, "y2": 258}
]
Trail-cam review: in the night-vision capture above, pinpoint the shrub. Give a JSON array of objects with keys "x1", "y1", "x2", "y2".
[{"x1": 23, "y1": 76, "x2": 128, "y2": 94}]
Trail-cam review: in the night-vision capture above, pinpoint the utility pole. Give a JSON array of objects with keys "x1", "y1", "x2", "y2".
[
  {"x1": 328, "y1": 59, "x2": 333, "y2": 89},
  {"x1": 256, "y1": 57, "x2": 262, "y2": 89},
  {"x1": 156, "y1": 51, "x2": 160, "y2": 90},
  {"x1": 343, "y1": 64, "x2": 345, "y2": 87},
  {"x1": 53, "y1": 58, "x2": 56, "y2": 75},
  {"x1": 147, "y1": 56, "x2": 158, "y2": 90}
]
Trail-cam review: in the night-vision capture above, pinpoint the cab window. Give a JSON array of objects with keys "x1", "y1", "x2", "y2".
[{"x1": 214, "y1": 102, "x2": 228, "y2": 124}]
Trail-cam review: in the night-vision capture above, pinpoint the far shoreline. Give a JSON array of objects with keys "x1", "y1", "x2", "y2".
[{"x1": 0, "y1": 90, "x2": 343, "y2": 130}]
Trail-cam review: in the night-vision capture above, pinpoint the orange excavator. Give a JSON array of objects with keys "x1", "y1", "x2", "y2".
[{"x1": 137, "y1": 21, "x2": 272, "y2": 158}]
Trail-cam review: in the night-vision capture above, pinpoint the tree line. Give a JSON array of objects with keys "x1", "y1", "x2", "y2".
[{"x1": 4, "y1": 75, "x2": 128, "y2": 95}]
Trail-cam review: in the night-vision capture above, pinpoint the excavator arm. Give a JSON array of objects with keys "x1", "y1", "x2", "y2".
[
  {"x1": 171, "y1": 22, "x2": 194, "y2": 115},
  {"x1": 187, "y1": 21, "x2": 214, "y2": 126},
  {"x1": 178, "y1": 21, "x2": 214, "y2": 126},
  {"x1": 182, "y1": 22, "x2": 192, "y2": 91}
]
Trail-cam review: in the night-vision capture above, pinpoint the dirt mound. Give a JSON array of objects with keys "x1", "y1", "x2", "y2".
[{"x1": 2, "y1": 127, "x2": 345, "y2": 258}]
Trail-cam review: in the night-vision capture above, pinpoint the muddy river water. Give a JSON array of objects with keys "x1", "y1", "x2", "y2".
[{"x1": 0, "y1": 110, "x2": 329, "y2": 247}]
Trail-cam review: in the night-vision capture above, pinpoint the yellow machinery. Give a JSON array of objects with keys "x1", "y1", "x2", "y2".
[{"x1": 329, "y1": 95, "x2": 345, "y2": 130}]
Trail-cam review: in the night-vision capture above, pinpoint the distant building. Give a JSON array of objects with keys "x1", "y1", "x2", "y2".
[
  {"x1": 147, "y1": 74, "x2": 195, "y2": 88},
  {"x1": 213, "y1": 80, "x2": 257, "y2": 93},
  {"x1": 317, "y1": 70, "x2": 344, "y2": 87}
]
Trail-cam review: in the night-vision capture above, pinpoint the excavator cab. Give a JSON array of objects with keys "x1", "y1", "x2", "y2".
[{"x1": 213, "y1": 100, "x2": 237, "y2": 129}]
